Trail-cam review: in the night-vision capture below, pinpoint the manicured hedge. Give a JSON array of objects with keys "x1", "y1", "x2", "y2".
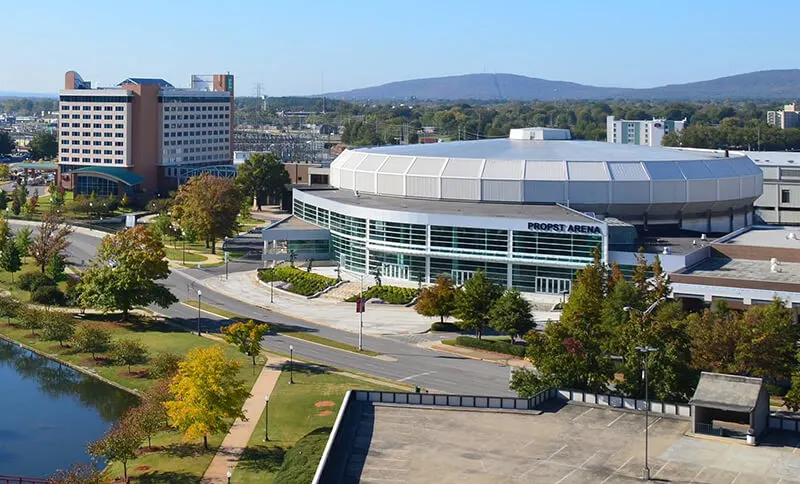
[
  {"x1": 430, "y1": 321, "x2": 460, "y2": 332},
  {"x1": 344, "y1": 285, "x2": 419, "y2": 305},
  {"x1": 257, "y1": 266, "x2": 337, "y2": 296},
  {"x1": 454, "y1": 336, "x2": 526, "y2": 358}
]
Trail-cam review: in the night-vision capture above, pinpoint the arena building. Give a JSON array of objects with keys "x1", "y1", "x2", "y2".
[{"x1": 263, "y1": 128, "x2": 763, "y2": 295}]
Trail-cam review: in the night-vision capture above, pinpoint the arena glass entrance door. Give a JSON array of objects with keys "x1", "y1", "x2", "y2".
[
  {"x1": 381, "y1": 263, "x2": 409, "y2": 280},
  {"x1": 535, "y1": 277, "x2": 571, "y2": 295},
  {"x1": 452, "y1": 270, "x2": 475, "y2": 286}
]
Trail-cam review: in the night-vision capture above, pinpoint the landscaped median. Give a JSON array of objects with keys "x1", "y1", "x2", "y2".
[
  {"x1": 257, "y1": 266, "x2": 337, "y2": 296},
  {"x1": 441, "y1": 335, "x2": 527, "y2": 358},
  {"x1": 181, "y1": 300, "x2": 382, "y2": 357},
  {"x1": 344, "y1": 284, "x2": 419, "y2": 305}
]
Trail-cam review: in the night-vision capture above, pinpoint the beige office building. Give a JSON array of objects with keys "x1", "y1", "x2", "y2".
[{"x1": 58, "y1": 71, "x2": 234, "y2": 195}]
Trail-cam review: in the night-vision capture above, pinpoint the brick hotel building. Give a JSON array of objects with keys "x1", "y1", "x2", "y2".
[{"x1": 57, "y1": 70, "x2": 234, "y2": 195}]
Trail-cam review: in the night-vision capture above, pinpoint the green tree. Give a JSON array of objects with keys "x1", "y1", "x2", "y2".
[
  {"x1": 453, "y1": 269, "x2": 502, "y2": 339},
  {"x1": 29, "y1": 131, "x2": 58, "y2": 160},
  {"x1": 47, "y1": 463, "x2": 104, "y2": 484},
  {"x1": 30, "y1": 212, "x2": 72, "y2": 273},
  {"x1": 234, "y1": 152, "x2": 290, "y2": 210},
  {"x1": 12, "y1": 184, "x2": 26, "y2": 213},
  {"x1": 124, "y1": 402, "x2": 163, "y2": 450},
  {"x1": 88, "y1": 421, "x2": 142, "y2": 481},
  {"x1": 221, "y1": 320, "x2": 270, "y2": 365},
  {"x1": 0, "y1": 190, "x2": 7, "y2": 210},
  {"x1": 0, "y1": 131, "x2": 14, "y2": 155},
  {"x1": 166, "y1": 346, "x2": 250, "y2": 449},
  {"x1": 784, "y1": 355, "x2": 800, "y2": 412},
  {"x1": 149, "y1": 352, "x2": 182, "y2": 379},
  {"x1": 736, "y1": 299, "x2": 799, "y2": 379},
  {"x1": 110, "y1": 338, "x2": 149, "y2": 373},
  {"x1": 45, "y1": 253, "x2": 66, "y2": 281},
  {"x1": 0, "y1": 165, "x2": 9, "y2": 180},
  {"x1": 72, "y1": 323, "x2": 112, "y2": 360},
  {"x1": 14, "y1": 226, "x2": 32, "y2": 261},
  {"x1": 17, "y1": 306, "x2": 44, "y2": 336},
  {"x1": 0, "y1": 238, "x2": 21, "y2": 283},
  {"x1": 23, "y1": 193, "x2": 39, "y2": 217},
  {"x1": 41, "y1": 310, "x2": 77, "y2": 347},
  {"x1": 489, "y1": 288, "x2": 534, "y2": 341},
  {"x1": 173, "y1": 174, "x2": 244, "y2": 254},
  {"x1": 415, "y1": 274, "x2": 457, "y2": 323},
  {"x1": 78, "y1": 225, "x2": 177, "y2": 320},
  {"x1": 0, "y1": 295, "x2": 21, "y2": 325}
]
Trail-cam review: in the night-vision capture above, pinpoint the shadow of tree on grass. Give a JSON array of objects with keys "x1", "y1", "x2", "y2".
[
  {"x1": 135, "y1": 471, "x2": 198, "y2": 484},
  {"x1": 237, "y1": 444, "x2": 287, "y2": 474}
]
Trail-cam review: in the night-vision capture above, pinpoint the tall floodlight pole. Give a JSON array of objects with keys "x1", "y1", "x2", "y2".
[
  {"x1": 196, "y1": 289, "x2": 202, "y2": 336},
  {"x1": 358, "y1": 274, "x2": 364, "y2": 351},
  {"x1": 624, "y1": 297, "x2": 665, "y2": 482}
]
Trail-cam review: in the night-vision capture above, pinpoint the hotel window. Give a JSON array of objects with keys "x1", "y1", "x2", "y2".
[
  {"x1": 115, "y1": 124, "x2": 123, "y2": 129},
  {"x1": 104, "y1": 106, "x2": 113, "y2": 111},
  {"x1": 93, "y1": 106, "x2": 102, "y2": 111},
  {"x1": 115, "y1": 106, "x2": 124, "y2": 111},
  {"x1": 104, "y1": 141, "x2": 112, "y2": 146},
  {"x1": 104, "y1": 150, "x2": 112, "y2": 155},
  {"x1": 61, "y1": 140, "x2": 69, "y2": 145},
  {"x1": 104, "y1": 115, "x2": 112, "y2": 120},
  {"x1": 82, "y1": 106, "x2": 90, "y2": 111},
  {"x1": 782, "y1": 189, "x2": 791, "y2": 203},
  {"x1": 93, "y1": 141, "x2": 101, "y2": 146},
  {"x1": 94, "y1": 115, "x2": 101, "y2": 120},
  {"x1": 104, "y1": 124, "x2": 112, "y2": 129},
  {"x1": 93, "y1": 123, "x2": 101, "y2": 128},
  {"x1": 115, "y1": 141, "x2": 123, "y2": 146},
  {"x1": 72, "y1": 114, "x2": 80, "y2": 119},
  {"x1": 115, "y1": 115, "x2": 124, "y2": 120},
  {"x1": 83, "y1": 115, "x2": 90, "y2": 119},
  {"x1": 93, "y1": 149, "x2": 101, "y2": 154}
]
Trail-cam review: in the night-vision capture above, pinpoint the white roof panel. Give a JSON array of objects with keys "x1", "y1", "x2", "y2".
[
  {"x1": 441, "y1": 158, "x2": 484, "y2": 177},
  {"x1": 644, "y1": 161, "x2": 685, "y2": 180},
  {"x1": 706, "y1": 160, "x2": 737, "y2": 178},
  {"x1": 567, "y1": 161, "x2": 609, "y2": 181},
  {"x1": 357, "y1": 154, "x2": 388, "y2": 171},
  {"x1": 679, "y1": 161, "x2": 715, "y2": 179},
  {"x1": 482, "y1": 159, "x2": 524, "y2": 179},
  {"x1": 407, "y1": 157, "x2": 447, "y2": 176},
  {"x1": 524, "y1": 160, "x2": 567, "y2": 181},
  {"x1": 608, "y1": 162, "x2": 650, "y2": 181},
  {"x1": 380, "y1": 156, "x2": 413, "y2": 174}
]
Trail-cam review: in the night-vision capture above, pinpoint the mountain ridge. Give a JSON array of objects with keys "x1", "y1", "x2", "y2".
[{"x1": 324, "y1": 70, "x2": 800, "y2": 101}]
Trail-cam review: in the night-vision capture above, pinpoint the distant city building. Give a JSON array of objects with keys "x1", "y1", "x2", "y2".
[
  {"x1": 57, "y1": 70, "x2": 234, "y2": 196},
  {"x1": 766, "y1": 102, "x2": 800, "y2": 129},
  {"x1": 606, "y1": 116, "x2": 686, "y2": 147}
]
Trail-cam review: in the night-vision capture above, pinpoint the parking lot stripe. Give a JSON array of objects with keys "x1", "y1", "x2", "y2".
[
  {"x1": 644, "y1": 416, "x2": 662, "y2": 432},
  {"x1": 730, "y1": 471, "x2": 741, "y2": 484},
  {"x1": 607, "y1": 413, "x2": 626, "y2": 427},
  {"x1": 653, "y1": 460, "x2": 669, "y2": 477},
  {"x1": 516, "y1": 444, "x2": 568, "y2": 479},
  {"x1": 599, "y1": 455, "x2": 633, "y2": 484},
  {"x1": 572, "y1": 407, "x2": 594, "y2": 421},
  {"x1": 398, "y1": 371, "x2": 435, "y2": 382},
  {"x1": 554, "y1": 468, "x2": 578, "y2": 484},
  {"x1": 689, "y1": 466, "x2": 705, "y2": 483}
]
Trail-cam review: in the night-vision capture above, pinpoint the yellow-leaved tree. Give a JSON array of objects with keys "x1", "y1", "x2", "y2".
[
  {"x1": 222, "y1": 319, "x2": 270, "y2": 366},
  {"x1": 165, "y1": 346, "x2": 250, "y2": 449}
]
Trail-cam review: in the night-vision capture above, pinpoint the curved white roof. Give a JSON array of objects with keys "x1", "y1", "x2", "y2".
[{"x1": 329, "y1": 138, "x2": 763, "y2": 222}]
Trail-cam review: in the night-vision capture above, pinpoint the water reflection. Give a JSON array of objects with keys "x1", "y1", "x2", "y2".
[{"x1": 0, "y1": 339, "x2": 137, "y2": 477}]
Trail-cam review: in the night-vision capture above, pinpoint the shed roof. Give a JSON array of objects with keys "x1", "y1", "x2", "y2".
[
  {"x1": 689, "y1": 372, "x2": 765, "y2": 413},
  {"x1": 118, "y1": 78, "x2": 174, "y2": 88}
]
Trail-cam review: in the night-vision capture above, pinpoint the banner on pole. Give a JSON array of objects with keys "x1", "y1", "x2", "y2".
[{"x1": 355, "y1": 298, "x2": 366, "y2": 313}]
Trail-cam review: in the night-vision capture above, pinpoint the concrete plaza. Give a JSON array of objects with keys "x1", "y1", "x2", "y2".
[
  {"x1": 345, "y1": 403, "x2": 800, "y2": 483},
  {"x1": 201, "y1": 270, "x2": 560, "y2": 336}
]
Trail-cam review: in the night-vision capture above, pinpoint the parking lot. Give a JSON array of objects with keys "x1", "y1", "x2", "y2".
[{"x1": 345, "y1": 402, "x2": 800, "y2": 483}]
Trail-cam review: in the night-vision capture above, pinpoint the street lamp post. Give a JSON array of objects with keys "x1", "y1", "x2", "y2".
[
  {"x1": 263, "y1": 395, "x2": 270, "y2": 441},
  {"x1": 635, "y1": 345, "x2": 659, "y2": 481},
  {"x1": 358, "y1": 274, "x2": 364, "y2": 351},
  {"x1": 289, "y1": 344, "x2": 294, "y2": 384},
  {"x1": 196, "y1": 289, "x2": 202, "y2": 336},
  {"x1": 88, "y1": 202, "x2": 93, "y2": 230},
  {"x1": 182, "y1": 230, "x2": 186, "y2": 266},
  {"x1": 623, "y1": 297, "x2": 665, "y2": 482},
  {"x1": 270, "y1": 260, "x2": 275, "y2": 303}
]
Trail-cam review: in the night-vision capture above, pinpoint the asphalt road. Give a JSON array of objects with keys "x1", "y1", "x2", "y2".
[{"x1": 25, "y1": 223, "x2": 515, "y2": 396}]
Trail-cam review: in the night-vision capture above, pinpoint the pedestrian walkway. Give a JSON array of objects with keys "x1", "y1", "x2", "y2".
[
  {"x1": 201, "y1": 354, "x2": 286, "y2": 483},
  {"x1": 200, "y1": 270, "x2": 562, "y2": 336}
]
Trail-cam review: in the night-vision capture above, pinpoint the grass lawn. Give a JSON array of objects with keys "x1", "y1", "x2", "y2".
[
  {"x1": 233, "y1": 367, "x2": 395, "y2": 483},
  {"x1": 0, "y1": 313, "x2": 262, "y2": 392},
  {"x1": 0, "y1": 259, "x2": 68, "y2": 301},
  {"x1": 183, "y1": 301, "x2": 381, "y2": 357},
  {"x1": 164, "y1": 248, "x2": 208, "y2": 263}
]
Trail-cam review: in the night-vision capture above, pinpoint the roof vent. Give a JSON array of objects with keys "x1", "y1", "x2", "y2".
[
  {"x1": 771, "y1": 258, "x2": 782, "y2": 273},
  {"x1": 692, "y1": 240, "x2": 697, "y2": 246},
  {"x1": 353, "y1": 190, "x2": 359, "y2": 198},
  {"x1": 662, "y1": 247, "x2": 671, "y2": 255},
  {"x1": 509, "y1": 127, "x2": 571, "y2": 141},
  {"x1": 701, "y1": 234, "x2": 707, "y2": 241},
  {"x1": 787, "y1": 232, "x2": 798, "y2": 240}
]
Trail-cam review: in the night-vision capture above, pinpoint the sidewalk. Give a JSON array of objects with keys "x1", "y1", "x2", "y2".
[
  {"x1": 201, "y1": 354, "x2": 286, "y2": 483},
  {"x1": 200, "y1": 270, "x2": 562, "y2": 336}
]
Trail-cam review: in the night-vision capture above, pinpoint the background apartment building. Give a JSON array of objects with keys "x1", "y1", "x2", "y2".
[
  {"x1": 57, "y1": 71, "x2": 234, "y2": 196},
  {"x1": 606, "y1": 115, "x2": 686, "y2": 146},
  {"x1": 767, "y1": 102, "x2": 800, "y2": 129}
]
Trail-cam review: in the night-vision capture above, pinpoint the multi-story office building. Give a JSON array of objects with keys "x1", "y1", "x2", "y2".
[
  {"x1": 606, "y1": 116, "x2": 686, "y2": 147},
  {"x1": 57, "y1": 70, "x2": 234, "y2": 195},
  {"x1": 766, "y1": 102, "x2": 800, "y2": 129}
]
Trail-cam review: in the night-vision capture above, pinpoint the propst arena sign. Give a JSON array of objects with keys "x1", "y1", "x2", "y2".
[{"x1": 528, "y1": 222, "x2": 602, "y2": 235}]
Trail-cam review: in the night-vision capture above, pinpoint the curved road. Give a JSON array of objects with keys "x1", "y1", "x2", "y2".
[{"x1": 33, "y1": 224, "x2": 515, "y2": 396}]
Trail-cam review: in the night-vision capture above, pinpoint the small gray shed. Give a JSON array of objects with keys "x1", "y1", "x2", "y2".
[{"x1": 690, "y1": 372, "x2": 770, "y2": 439}]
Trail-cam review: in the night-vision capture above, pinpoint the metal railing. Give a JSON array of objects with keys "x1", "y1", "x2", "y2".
[{"x1": 0, "y1": 476, "x2": 49, "y2": 484}]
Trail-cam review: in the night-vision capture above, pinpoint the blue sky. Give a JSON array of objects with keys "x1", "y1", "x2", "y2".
[{"x1": 3, "y1": 0, "x2": 797, "y2": 96}]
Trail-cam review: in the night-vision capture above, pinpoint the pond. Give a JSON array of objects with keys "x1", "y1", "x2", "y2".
[{"x1": 0, "y1": 339, "x2": 138, "y2": 478}]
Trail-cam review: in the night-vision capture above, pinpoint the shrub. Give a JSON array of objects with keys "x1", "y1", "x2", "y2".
[
  {"x1": 454, "y1": 336, "x2": 526, "y2": 358},
  {"x1": 430, "y1": 321, "x2": 460, "y2": 332},
  {"x1": 344, "y1": 285, "x2": 419, "y2": 305},
  {"x1": 257, "y1": 266, "x2": 337, "y2": 296},
  {"x1": 110, "y1": 338, "x2": 149, "y2": 372},
  {"x1": 31, "y1": 285, "x2": 66, "y2": 306},
  {"x1": 72, "y1": 324, "x2": 112, "y2": 360},
  {"x1": 149, "y1": 352, "x2": 182, "y2": 379},
  {"x1": 64, "y1": 275, "x2": 82, "y2": 307},
  {"x1": 17, "y1": 272, "x2": 54, "y2": 292}
]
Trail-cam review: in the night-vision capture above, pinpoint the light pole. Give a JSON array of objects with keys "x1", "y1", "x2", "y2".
[
  {"x1": 358, "y1": 274, "x2": 364, "y2": 351},
  {"x1": 226, "y1": 467, "x2": 231, "y2": 484},
  {"x1": 196, "y1": 289, "x2": 202, "y2": 336},
  {"x1": 270, "y1": 260, "x2": 275, "y2": 303},
  {"x1": 624, "y1": 298, "x2": 665, "y2": 482},
  {"x1": 263, "y1": 395, "x2": 270, "y2": 441},
  {"x1": 635, "y1": 345, "x2": 658, "y2": 481},
  {"x1": 289, "y1": 344, "x2": 294, "y2": 384},
  {"x1": 182, "y1": 230, "x2": 186, "y2": 266},
  {"x1": 88, "y1": 202, "x2": 93, "y2": 230}
]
